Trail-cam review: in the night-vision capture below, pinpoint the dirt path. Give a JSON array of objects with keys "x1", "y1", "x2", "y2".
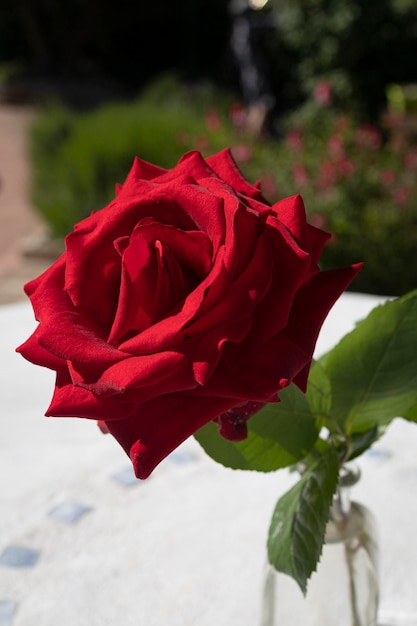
[{"x1": 0, "y1": 105, "x2": 50, "y2": 304}]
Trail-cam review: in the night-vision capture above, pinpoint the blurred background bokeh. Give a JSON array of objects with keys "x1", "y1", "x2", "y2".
[{"x1": 1, "y1": 0, "x2": 417, "y2": 296}]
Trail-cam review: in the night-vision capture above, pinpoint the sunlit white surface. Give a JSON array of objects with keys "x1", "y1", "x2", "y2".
[{"x1": 1, "y1": 294, "x2": 416, "y2": 626}]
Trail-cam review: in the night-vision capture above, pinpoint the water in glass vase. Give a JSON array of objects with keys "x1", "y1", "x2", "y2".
[{"x1": 260, "y1": 465, "x2": 379, "y2": 626}]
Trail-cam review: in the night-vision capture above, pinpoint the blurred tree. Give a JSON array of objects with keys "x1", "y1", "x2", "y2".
[
  {"x1": 0, "y1": 0, "x2": 232, "y2": 104},
  {"x1": 271, "y1": 0, "x2": 417, "y2": 119},
  {"x1": 13, "y1": 0, "x2": 101, "y2": 75}
]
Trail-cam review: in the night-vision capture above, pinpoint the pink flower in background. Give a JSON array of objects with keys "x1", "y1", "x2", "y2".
[
  {"x1": 229, "y1": 102, "x2": 246, "y2": 131},
  {"x1": 309, "y1": 212, "x2": 327, "y2": 230},
  {"x1": 231, "y1": 144, "x2": 253, "y2": 164},
  {"x1": 391, "y1": 186, "x2": 410, "y2": 207},
  {"x1": 336, "y1": 157, "x2": 356, "y2": 179},
  {"x1": 316, "y1": 160, "x2": 337, "y2": 191},
  {"x1": 259, "y1": 173, "x2": 278, "y2": 199},
  {"x1": 333, "y1": 116, "x2": 350, "y2": 133},
  {"x1": 382, "y1": 111, "x2": 403, "y2": 130},
  {"x1": 285, "y1": 129, "x2": 304, "y2": 151},
  {"x1": 327, "y1": 134, "x2": 346, "y2": 159},
  {"x1": 193, "y1": 134, "x2": 210, "y2": 151},
  {"x1": 205, "y1": 109, "x2": 222, "y2": 133},
  {"x1": 404, "y1": 148, "x2": 417, "y2": 170},
  {"x1": 292, "y1": 162, "x2": 309, "y2": 187},
  {"x1": 354, "y1": 124, "x2": 382, "y2": 150},
  {"x1": 389, "y1": 133, "x2": 406, "y2": 153},
  {"x1": 314, "y1": 80, "x2": 333, "y2": 107},
  {"x1": 175, "y1": 131, "x2": 189, "y2": 146},
  {"x1": 380, "y1": 169, "x2": 396, "y2": 187}
]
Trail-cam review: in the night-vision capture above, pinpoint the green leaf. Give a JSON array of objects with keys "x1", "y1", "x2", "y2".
[
  {"x1": 404, "y1": 403, "x2": 417, "y2": 422},
  {"x1": 194, "y1": 385, "x2": 320, "y2": 472},
  {"x1": 324, "y1": 290, "x2": 417, "y2": 433},
  {"x1": 348, "y1": 426, "x2": 382, "y2": 461},
  {"x1": 305, "y1": 359, "x2": 331, "y2": 421},
  {"x1": 194, "y1": 419, "x2": 295, "y2": 471},
  {"x1": 267, "y1": 447, "x2": 339, "y2": 594}
]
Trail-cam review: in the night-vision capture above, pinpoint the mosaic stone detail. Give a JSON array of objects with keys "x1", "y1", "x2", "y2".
[
  {"x1": 0, "y1": 546, "x2": 40, "y2": 568},
  {"x1": 365, "y1": 448, "x2": 392, "y2": 461},
  {"x1": 47, "y1": 502, "x2": 91, "y2": 524},
  {"x1": 111, "y1": 465, "x2": 138, "y2": 487},
  {"x1": 167, "y1": 449, "x2": 198, "y2": 465},
  {"x1": 0, "y1": 600, "x2": 16, "y2": 626}
]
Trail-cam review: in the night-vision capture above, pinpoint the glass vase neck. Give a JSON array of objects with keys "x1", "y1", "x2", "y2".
[{"x1": 331, "y1": 463, "x2": 361, "y2": 522}]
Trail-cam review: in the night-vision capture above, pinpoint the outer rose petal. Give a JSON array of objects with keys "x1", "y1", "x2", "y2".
[
  {"x1": 103, "y1": 393, "x2": 246, "y2": 479},
  {"x1": 273, "y1": 194, "x2": 331, "y2": 265},
  {"x1": 120, "y1": 155, "x2": 167, "y2": 187},
  {"x1": 46, "y1": 371, "x2": 138, "y2": 419},
  {"x1": 29, "y1": 262, "x2": 127, "y2": 366},
  {"x1": 16, "y1": 328, "x2": 67, "y2": 372},
  {"x1": 288, "y1": 263, "x2": 363, "y2": 391},
  {"x1": 273, "y1": 195, "x2": 312, "y2": 253},
  {"x1": 206, "y1": 149, "x2": 266, "y2": 201},
  {"x1": 68, "y1": 350, "x2": 196, "y2": 402}
]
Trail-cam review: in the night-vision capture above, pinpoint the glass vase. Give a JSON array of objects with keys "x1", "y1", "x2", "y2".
[{"x1": 260, "y1": 464, "x2": 379, "y2": 626}]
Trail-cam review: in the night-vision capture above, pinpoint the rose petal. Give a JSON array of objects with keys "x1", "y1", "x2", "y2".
[
  {"x1": 102, "y1": 393, "x2": 243, "y2": 479},
  {"x1": 235, "y1": 216, "x2": 313, "y2": 349},
  {"x1": 16, "y1": 328, "x2": 67, "y2": 372},
  {"x1": 46, "y1": 371, "x2": 137, "y2": 419},
  {"x1": 119, "y1": 155, "x2": 167, "y2": 188},
  {"x1": 206, "y1": 148, "x2": 265, "y2": 201},
  {"x1": 131, "y1": 221, "x2": 213, "y2": 278},
  {"x1": 155, "y1": 150, "x2": 216, "y2": 184},
  {"x1": 306, "y1": 224, "x2": 332, "y2": 264},
  {"x1": 117, "y1": 247, "x2": 227, "y2": 354},
  {"x1": 194, "y1": 331, "x2": 309, "y2": 402},
  {"x1": 68, "y1": 350, "x2": 195, "y2": 402},
  {"x1": 65, "y1": 191, "x2": 196, "y2": 319},
  {"x1": 109, "y1": 235, "x2": 183, "y2": 343},
  {"x1": 26, "y1": 259, "x2": 128, "y2": 366},
  {"x1": 191, "y1": 230, "x2": 271, "y2": 320},
  {"x1": 287, "y1": 262, "x2": 363, "y2": 391}
]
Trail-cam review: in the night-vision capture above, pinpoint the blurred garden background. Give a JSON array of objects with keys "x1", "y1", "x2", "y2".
[{"x1": 1, "y1": 0, "x2": 417, "y2": 296}]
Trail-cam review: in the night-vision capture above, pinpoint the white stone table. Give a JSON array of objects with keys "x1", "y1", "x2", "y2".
[{"x1": 1, "y1": 294, "x2": 417, "y2": 626}]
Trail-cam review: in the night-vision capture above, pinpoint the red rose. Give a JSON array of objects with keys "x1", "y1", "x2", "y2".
[{"x1": 17, "y1": 150, "x2": 361, "y2": 478}]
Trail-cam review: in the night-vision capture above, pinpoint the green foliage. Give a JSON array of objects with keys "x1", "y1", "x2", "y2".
[
  {"x1": 267, "y1": 448, "x2": 339, "y2": 594},
  {"x1": 321, "y1": 289, "x2": 417, "y2": 434},
  {"x1": 196, "y1": 289, "x2": 417, "y2": 591}
]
